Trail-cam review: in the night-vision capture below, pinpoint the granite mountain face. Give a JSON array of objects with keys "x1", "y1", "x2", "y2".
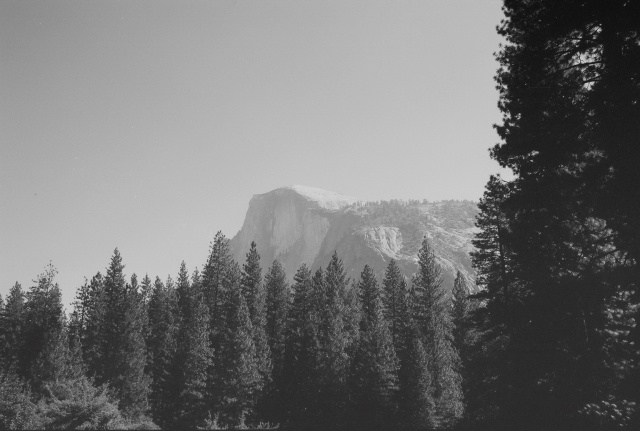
[{"x1": 229, "y1": 185, "x2": 478, "y2": 292}]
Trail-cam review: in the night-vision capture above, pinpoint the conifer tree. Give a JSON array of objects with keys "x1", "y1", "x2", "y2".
[
  {"x1": 176, "y1": 262, "x2": 191, "y2": 324},
  {"x1": 76, "y1": 273, "x2": 106, "y2": 381},
  {"x1": 311, "y1": 267, "x2": 325, "y2": 315},
  {"x1": 219, "y1": 286, "x2": 261, "y2": 427},
  {"x1": 175, "y1": 284, "x2": 213, "y2": 429},
  {"x1": 202, "y1": 231, "x2": 234, "y2": 341},
  {"x1": 480, "y1": 2, "x2": 640, "y2": 427},
  {"x1": 382, "y1": 259, "x2": 404, "y2": 347},
  {"x1": 0, "y1": 282, "x2": 25, "y2": 376},
  {"x1": 327, "y1": 252, "x2": 360, "y2": 355},
  {"x1": 452, "y1": 271, "x2": 470, "y2": 367},
  {"x1": 101, "y1": 249, "x2": 149, "y2": 418},
  {"x1": 412, "y1": 238, "x2": 463, "y2": 427},
  {"x1": 201, "y1": 231, "x2": 234, "y2": 413},
  {"x1": 263, "y1": 260, "x2": 289, "y2": 422},
  {"x1": 264, "y1": 260, "x2": 289, "y2": 382},
  {"x1": 349, "y1": 265, "x2": 398, "y2": 429},
  {"x1": 283, "y1": 264, "x2": 321, "y2": 426},
  {"x1": 316, "y1": 254, "x2": 351, "y2": 428},
  {"x1": 470, "y1": 175, "x2": 513, "y2": 312},
  {"x1": 139, "y1": 274, "x2": 153, "y2": 344},
  {"x1": 21, "y1": 264, "x2": 73, "y2": 390},
  {"x1": 397, "y1": 327, "x2": 436, "y2": 430},
  {"x1": 147, "y1": 276, "x2": 179, "y2": 427},
  {"x1": 119, "y1": 275, "x2": 150, "y2": 419},
  {"x1": 241, "y1": 242, "x2": 271, "y2": 401}
]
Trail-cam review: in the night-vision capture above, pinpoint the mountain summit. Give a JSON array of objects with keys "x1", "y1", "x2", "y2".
[
  {"x1": 230, "y1": 186, "x2": 478, "y2": 291},
  {"x1": 284, "y1": 185, "x2": 359, "y2": 210}
]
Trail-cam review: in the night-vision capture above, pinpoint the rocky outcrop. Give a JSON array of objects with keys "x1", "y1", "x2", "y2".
[{"x1": 229, "y1": 186, "x2": 478, "y2": 292}]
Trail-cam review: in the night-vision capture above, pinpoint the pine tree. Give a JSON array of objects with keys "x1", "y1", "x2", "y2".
[
  {"x1": 139, "y1": 274, "x2": 153, "y2": 345},
  {"x1": 472, "y1": 3, "x2": 640, "y2": 427},
  {"x1": 470, "y1": 175, "x2": 513, "y2": 314},
  {"x1": 264, "y1": 260, "x2": 289, "y2": 382},
  {"x1": 176, "y1": 261, "x2": 191, "y2": 324},
  {"x1": 147, "y1": 276, "x2": 179, "y2": 427},
  {"x1": 241, "y1": 242, "x2": 272, "y2": 407},
  {"x1": 202, "y1": 231, "x2": 234, "y2": 343},
  {"x1": 382, "y1": 259, "x2": 404, "y2": 348},
  {"x1": 101, "y1": 249, "x2": 149, "y2": 418},
  {"x1": 21, "y1": 264, "x2": 74, "y2": 391},
  {"x1": 175, "y1": 281, "x2": 213, "y2": 429},
  {"x1": 349, "y1": 265, "x2": 398, "y2": 429},
  {"x1": 219, "y1": 286, "x2": 261, "y2": 427},
  {"x1": 119, "y1": 275, "x2": 151, "y2": 419},
  {"x1": 262, "y1": 260, "x2": 289, "y2": 423},
  {"x1": 78, "y1": 273, "x2": 106, "y2": 382},
  {"x1": 201, "y1": 231, "x2": 235, "y2": 414},
  {"x1": 0, "y1": 282, "x2": 25, "y2": 376},
  {"x1": 282, "y1": 264, "x2": 321, "y2": 426},
  {"x1": 316, "y1": 253, "x2": 351, "y2": 428},
  {"x1": 412, "y1": 238, "x2": 463, "y2": 427},
  {"x1": 397, "y1": 327, "x2": 436, "y2": 430},
  {"x1": 452, "y1": 271, "x2": 470, "y2": 372}
]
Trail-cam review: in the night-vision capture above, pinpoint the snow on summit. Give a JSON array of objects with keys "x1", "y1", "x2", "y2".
[{"x1": 285, "y1": 185, "x2": 359, "y2": 210}]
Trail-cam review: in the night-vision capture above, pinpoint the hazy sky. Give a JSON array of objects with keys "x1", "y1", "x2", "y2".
[{"x1": 1, "y1": 0, "x2": 506, "y2": 306}]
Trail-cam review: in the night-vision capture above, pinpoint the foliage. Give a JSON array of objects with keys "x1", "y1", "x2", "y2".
[
  {"x1": 469, "y1": 1, "x2": 640, "y2": 428},
  {"x1": 262, "y1": 260, "x2": 288, "y2": 422},
  {"x1": 240, "y1": 242, "x2": 272, "y2": 401},
  {"x1": 412, "y1": 238, "x2": 463, "y2": 427},
  {"x1": 147, "y1": 276, "x2": 179, "y2": 427},
  {"x1": 349, "y1": 265, "x2": 398, "y2": 429}
]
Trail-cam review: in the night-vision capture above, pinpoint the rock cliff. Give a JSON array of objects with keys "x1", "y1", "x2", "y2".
[{"x1": 229, "y1": 185, "x2": 478, "y2": 292}]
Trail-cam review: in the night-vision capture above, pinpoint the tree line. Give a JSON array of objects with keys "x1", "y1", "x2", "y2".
[{"x1": 0, "y1": 235, "x2": 469, "y2": 430}]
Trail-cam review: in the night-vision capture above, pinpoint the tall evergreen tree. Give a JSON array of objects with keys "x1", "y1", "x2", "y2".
[
  {"x1": 264, "y1": 260, "x2": 289, "y2": 382},
  {"x1": 451, "y1": 271, "x2": 470, "y2": 368},
  {"x1": 176, "y1": 262, "x2": 192, "y2": 324},
  {"x1": 412, "y1": 238, "x2": 463, "y2": 427},
  {"x1": 283, "y1": 264, "x2": 321, "y2": 427},
  {"x1": 201, "y1": 231, "x2": 235, "y2": 414},
  {"x1": 21, "y1": 264, "x2": 74, "y2": 391},
  {"x1": 175, "y1": 279, "x2": 213, "y2": 429},
  {"x1": 315, "y1": 253, "x2": 351, "y2": 428},
  {"x1": 382, "y1": 259, "x2": 404, "y2": 348},
  {"x1": 139, "y1": 274, "x2": 153, "y2": 346},
  {"x1": 219, "y1": 286, "x2": 261, "y2": 427},
  {"x1": 0, "y1": 283, "x2": 25, "y2": 377},
  {"x1": 119, "y1": 274, "x2": 151, "y2": 419},
  {"x1": 470, "y1": 175, "x2": 514, "y2": 317},
  {"x1": 349, "y1": 265, "x2": 398, "y2": 429},
  {"x1": 241, "y1": 242, "x2": 272, "y2": 403},
  {"x1": 100, "y1": 249, "x2": 149, "y2": 418},
  {"x1": 147, "y1": 276, "x2": 179, "y2": 427},
  {"x1": 263, "y1": 260, "x2": 289, "y2": 422},
  {"x1": 472, "y1": 2, "x2": 640, "y2": 428},
  {"x1": 78, "y1": 273, "x2": 106, "y2": 381},
  {"x1": 397, "y1": 327, "x2": 436, "y2": 430}
]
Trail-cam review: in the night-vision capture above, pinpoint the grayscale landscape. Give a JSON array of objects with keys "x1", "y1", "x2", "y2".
[{"x1": 1, "y1": 1, "x2": 639, "y2": 430}]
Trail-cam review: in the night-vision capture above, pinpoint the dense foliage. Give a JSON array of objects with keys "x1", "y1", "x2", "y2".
[
  {"x1": 466, "y1": 0, "x2": 640, "y2": 430},
  {"x1": 1, "y1": 237, "x2": 465, "y2": 430}
]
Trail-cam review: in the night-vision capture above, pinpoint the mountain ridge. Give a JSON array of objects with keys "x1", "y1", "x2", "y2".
[{"x1": 230, "y1": 186, "x2": 478, "y2": 292}]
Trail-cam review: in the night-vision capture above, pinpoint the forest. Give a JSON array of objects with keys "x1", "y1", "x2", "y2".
[
  {"x1": 0, "y1": 235, "x2": 469, "y2": 430},
  {"x1": 2, "y1": 0, "x2": 640, "y2": 429}
]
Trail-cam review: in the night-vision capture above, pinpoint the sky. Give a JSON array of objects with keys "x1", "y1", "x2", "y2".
[{"x1": 1, "y1": 0, "x2": 507, "y2": 307}]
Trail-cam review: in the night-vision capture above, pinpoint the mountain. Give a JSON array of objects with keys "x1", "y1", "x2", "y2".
[{"x1": 229, "y1": 185, "x2": 478, "y2": 292}]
